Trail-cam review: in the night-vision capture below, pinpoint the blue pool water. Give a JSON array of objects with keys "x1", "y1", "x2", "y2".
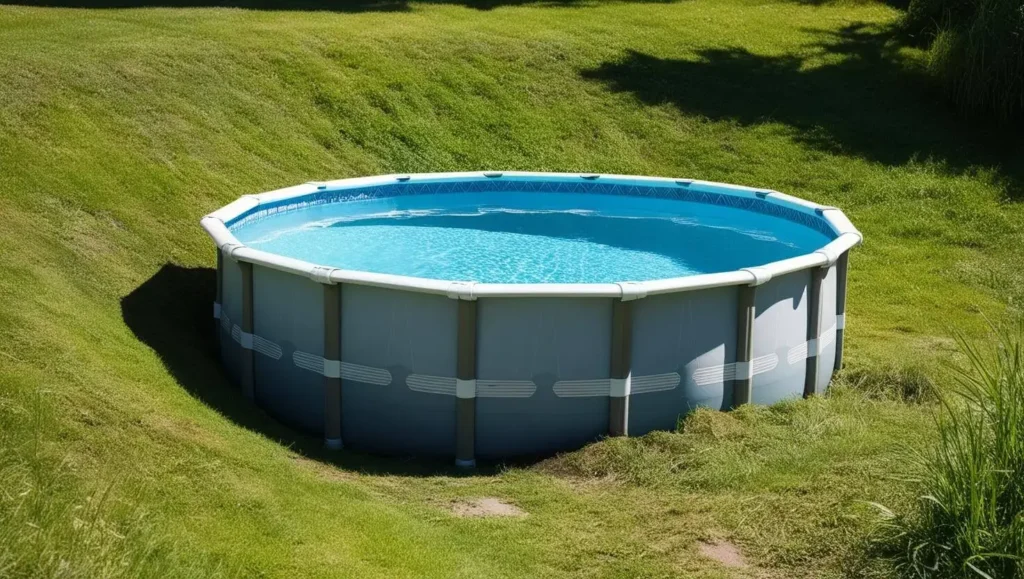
[{"x1": 231, "y1": 192, "x2": 832, "y2": 283}]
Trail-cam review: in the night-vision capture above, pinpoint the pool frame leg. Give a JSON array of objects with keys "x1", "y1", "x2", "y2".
[
  {"x1": 214, "y1": 249, "x2": 223, "y2": 352},
  {"x1": 609, "y1": 299, "x2": 632, "y2": 437},
  {"x1": 455, "y1": 299, "x2": 477, "y2": 468},
  {"x1": 240, "y1": 261, "x2": 255, "y2": 402},
  {"x1": 834, "y1": 252, "x2": 849, "y2": 372},
  {"x1": 324, "y1": 283, "x2": 343, "y2": 450},
  {"x1": 804, "y1": 266, "x2": 826, "y2": 397},
  {"x1": 732, "y1": 285, "x2": 756, "y2": 408}
]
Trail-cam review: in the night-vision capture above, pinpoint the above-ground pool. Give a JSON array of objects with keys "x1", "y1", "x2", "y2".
[{"x1": 201, "y1": 172, "x2": 862, "y2": 465}]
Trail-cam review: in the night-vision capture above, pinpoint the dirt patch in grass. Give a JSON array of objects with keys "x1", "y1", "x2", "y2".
[
  {"x1": 450, "y1": 497, "x2": 526, "y2": 518},
  {"x1": 698, "y1": 539, "x2": 748, "y2": 569}
]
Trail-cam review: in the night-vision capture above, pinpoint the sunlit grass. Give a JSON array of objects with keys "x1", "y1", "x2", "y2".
[{"x1": 0, "y1": 0, "x2": 1021, "y2": 576}]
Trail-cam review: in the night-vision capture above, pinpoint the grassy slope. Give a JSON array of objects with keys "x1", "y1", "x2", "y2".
[{"x1": 0, "y1": 1, "x2": 1020, "y2": 577}]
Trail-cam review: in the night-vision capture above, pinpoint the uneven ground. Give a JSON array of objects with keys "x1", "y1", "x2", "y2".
[{"x1": 0, "y1": 0, "x2": 1021, "y2": 577}]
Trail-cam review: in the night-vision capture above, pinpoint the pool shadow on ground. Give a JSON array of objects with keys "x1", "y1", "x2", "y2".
[
  {"x1": 1, "y1": 0, "x2": 677, "y2": 11},
  {"x1": 581, "y1": 23, "x2": 1023, "y2": 200},
  {"x1": 121, "y1": 263, "x2": 539, "y2": 477}
]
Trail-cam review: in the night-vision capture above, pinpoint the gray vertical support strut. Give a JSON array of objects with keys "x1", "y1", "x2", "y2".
[
  {"x1": 323, "y1": 283, "x2": 343, "y2": 450},
  {"x1": 609, "y1": 299, "x2": 632, "y2": 437},
  {"x1": 215, "y1": 249, "x2": 223, "y2": 349},
  {"x1": 240, "y1": 261, "x2": 255, "y2": 401},
  {"x1": 834, "y1": 252, "x2": 849, "y2": 372},
  {"x1": 804, "y1": 267, "x2": 826, "y2": 397},
  {"x1": 454, "y1": 299, "x2": 477, "y2": 468},
  {"x1": 732, "y1": 285, "x2": 756, "y2": 408}
]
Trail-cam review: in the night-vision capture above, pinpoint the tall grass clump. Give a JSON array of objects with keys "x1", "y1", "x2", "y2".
[
  {"x1": 878, "y1": 321, "x2": 1024, "y2": 578},
  {"x1": 903, "y1": 0, "x2": 1024, "y2": 121},
  {"x1": 0, "y1": 391, "x2": 222, "y2": 578}
]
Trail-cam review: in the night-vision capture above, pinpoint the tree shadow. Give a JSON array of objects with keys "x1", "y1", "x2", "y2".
[
  {"x1": 787, "y1": 0, "x2": 910, "y2": 10},
  {"x1": 581, "y1": 23, "x2": 1023, "y2": 200},
  {"x1": 120, "y1": 263, "x2": 533, "y2": 477},
  {"x1": 1, "y1": 0, "x2": 677, "y2": 12}
]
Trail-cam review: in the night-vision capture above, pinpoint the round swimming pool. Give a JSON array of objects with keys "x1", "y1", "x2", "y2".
[{"x1": 201, "y1": 172, "x2": 861, "y2": 464}]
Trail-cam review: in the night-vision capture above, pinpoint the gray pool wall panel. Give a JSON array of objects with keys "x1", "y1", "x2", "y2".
[
  {"x1": 340, "y1": 285, "x2": 458, "y2": 456},
  {"x1": 629, "y1": 287, "x2": 738, "y2": 435},
  {"x1": 475, "y1": 297, "x2": 612, "y2": 459},
  {"x1": 252, "y1": 265, "x2": 325, "y2": 434},
  {"x1": 752, "y1": 270, "x2": 813, "y2": 405}
]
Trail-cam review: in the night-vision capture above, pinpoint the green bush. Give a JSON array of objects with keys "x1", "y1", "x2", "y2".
[
  {"x1": 877, "y1": 322, "x2": 1024, "y2": 578},
  {"x1": 903, "y1": 0, "x2": 1024, "y2": 121}
]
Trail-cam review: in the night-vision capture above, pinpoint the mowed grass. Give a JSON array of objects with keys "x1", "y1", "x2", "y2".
[{"x1": 0, "y1": 1, "x2": 1021, "y2": 577}]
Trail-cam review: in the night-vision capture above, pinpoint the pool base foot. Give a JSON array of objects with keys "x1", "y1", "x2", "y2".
[
  {"x1": 324, "y1": 437, "x2": 344, "y2": 450},
  {"x1": 454, "y1": 458, "x2": 476, "y2": 468}
]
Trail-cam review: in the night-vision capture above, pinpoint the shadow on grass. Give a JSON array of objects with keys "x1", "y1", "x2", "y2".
[
  {"x1": 787, "y1": 0, "x2": 910, "y2": 9},
  {"x1": 120, "y1": 263, "x2": 526, "y2": 477},
  {"x1": 0, "y1": 0, "x2": 677, "y2": 11},
  {"x1": 582, "y1": 23, "x2": 1023, "y2": 200}
]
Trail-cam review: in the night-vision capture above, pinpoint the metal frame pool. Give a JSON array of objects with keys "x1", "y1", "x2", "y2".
[{"x1": 201, "y1": 172, "x2": 862, "y2": 465}]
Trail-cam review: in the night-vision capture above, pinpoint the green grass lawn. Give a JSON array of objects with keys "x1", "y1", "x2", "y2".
[{"x1": 0, "y1": 0, "x2": 1021, "y2": 577}]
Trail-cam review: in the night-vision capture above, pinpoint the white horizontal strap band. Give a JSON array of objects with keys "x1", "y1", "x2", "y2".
[
  {"x1": 836, "y1": 314, "x2": 846, "y2": 330},
  {"x1": 476, "y1": 379, "x2": 536, "y2": 398},
  {"x1": 786, "y1": 323, "x2": 840, "y2": 364},
  {"x1": 455, "y1": 378, "x2": 476, "y2": 399},
  {"x1": 787, "y1": 341, "x2": 809, "y2": 365},
  {"x1": 324, "y1": 359, "x2": 341, "y2": 379},
  {"x1": 752, "y1": 353, "x2": 780, "y2": 374},
  {"x1": 609, "y1": 376, "x2": 631, "y2": 398},
  {"x1": 691, "y1": 354, "x2": 779, "y2": 386},
  {"x1": 220, "y1": 313, "x2": 232, "y2": 333},
  {"x1": 252, "y1": 335, "x2": 283, "y2": 360},
  {"x1": 290, "y1": 351, "x2": 392, "y2": 385},
  {"x1": 819, "y1": 323, "x2": 837, "y2": 350},
  {"x1": 340, "y1": 362, "x2": 392, "y2": 386},
  {"x1": 734, "y1": 361, "x2": 753, "y2": 381},
  {"x1": 553, "y1": 378, "x2": 611, "y2": 398},
  {"x1": 408, "y1": 374, "x2": 458, "y2": 396},
  {"x1": 693, "y1": 364, "x2": 734, "y2": 386},
  {"x1": 294, "y1": 351, "x2": 328, "y2": 374},
  {"x1": 631, "y1": 372, "x2": 680, "y2": 394},
  {"x1": 231, "y1": 329, "x2": 281, "y2": 360},
  {"x1": 213, "y1": 302, "x2": 221, "y2": 319}
]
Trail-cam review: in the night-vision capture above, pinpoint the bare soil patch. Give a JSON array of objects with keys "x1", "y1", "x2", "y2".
[
  {"x1": 698, "y1": 539, "x2": 748, "y2": 569},
  {"x1": 450, "y1": 497, "x2": 526, "y2": 518}
]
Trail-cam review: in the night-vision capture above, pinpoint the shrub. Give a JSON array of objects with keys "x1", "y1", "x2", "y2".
[
  {"x1": 876, "y1": 321, "x2": 1024, "y2": 578},
  {"x1": 903, "y1": 0, "x2": 1024, "y2": 121}
]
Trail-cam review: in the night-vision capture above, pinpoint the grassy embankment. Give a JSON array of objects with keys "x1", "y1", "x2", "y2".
[{"x1": 0, "y1": 1, "x2": 1021, "y2": 576}]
